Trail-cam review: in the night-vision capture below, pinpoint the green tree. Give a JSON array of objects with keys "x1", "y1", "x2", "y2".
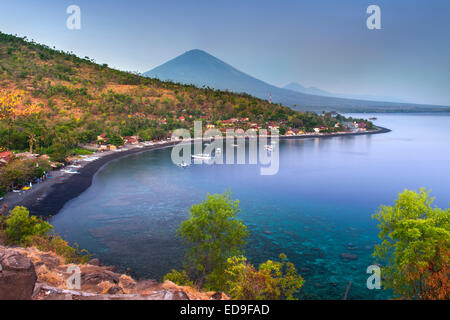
[
  {"x1": 5, "y1": 206, "x2": 53, "y2": 245},
  {"x1": 178, "y1": 192, "x2": 249, "y2": 290},
  {"x1": 107, "y1": 133, "x2": 124, "y2": 146},
  {"x1": 48, "y1": 142, "x2": 69, "y2": 162},
  {"x1": 373, "y1": 189, "x2": 450, "y2": 300},
  {"x1": 224, "y1": 254, "x2": 304, "y2": 300}
]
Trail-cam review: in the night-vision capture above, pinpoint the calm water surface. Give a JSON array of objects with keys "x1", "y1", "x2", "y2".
[{"x1": 52, "y1": 113, "x2": 450, "y2": 299}]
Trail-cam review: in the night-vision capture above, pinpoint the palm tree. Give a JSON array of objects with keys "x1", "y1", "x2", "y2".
[{"x1": 28, "y1": 133, "x2": 36, "y2": 154}]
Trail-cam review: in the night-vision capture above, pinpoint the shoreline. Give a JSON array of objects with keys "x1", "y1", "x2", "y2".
[{"x1": 1, "y1": 126, "x2": 390, "y2": 218}]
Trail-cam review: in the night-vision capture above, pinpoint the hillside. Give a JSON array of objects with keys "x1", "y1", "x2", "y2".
[
  {"x1": 0, "y1": 31, "x2": 361, "y2": 164},
  {"x1": 144, "y1": 50, "x2": 450, "y2": 113}
]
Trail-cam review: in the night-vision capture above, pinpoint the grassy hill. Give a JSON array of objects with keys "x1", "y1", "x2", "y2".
[{"x1": 0, "y1": 31, "x2": 365, "y2": 163}]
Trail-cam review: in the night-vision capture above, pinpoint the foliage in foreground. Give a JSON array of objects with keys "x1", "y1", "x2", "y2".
[
  {"x1": 225, "y1": 254, "x2": 304, "y2": 300},
  {"x1": 373, "y1": 188, "x2": 449, "y2": 300},
  {"x1": 166, "y1": 192, "x2": 304, "y2": 299},
  {"x1": 178, "y1": 192, "x2": 249, "y2": 290},
  {"x1": 4, "y1": 206, "x2": 52, "y2": 245},
  {"x1": 1, "y1": 206, "x2": 91, "y2": 264}
]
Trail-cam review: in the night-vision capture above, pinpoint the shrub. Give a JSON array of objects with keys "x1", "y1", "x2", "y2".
[
  {"x1": 5, "y1": 206, "x2": 52, "y2": 245},
  {"x1": 164, "y1": 269, "x2": 194, "y2": 287},
  {"x1": 225, "y1": 254, "x2": 304, "y2": 300},
  {"x1": 2, "y1": 206, "x2": 91, "y2": 264},
  {"x1": 26, "y1": 235, "x2": 91, "y2": 264}
]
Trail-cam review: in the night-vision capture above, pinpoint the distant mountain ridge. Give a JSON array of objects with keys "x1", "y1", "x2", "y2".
[
  {"x1": 283, "y1": 82, "x2": 407, "y2": 104},
  {"x1": 283, "y1": 82, "x2": 331, "y2": 97},
  {"x1": 144, "y1": 50, "x2": 450, "y2": 113}
]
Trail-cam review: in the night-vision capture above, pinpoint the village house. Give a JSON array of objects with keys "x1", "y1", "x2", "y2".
[
  {"x1": 124, "y1": 136, "x2": 140, "y2": 145},
  {"x1": 357, "y1": 122, "x2": 367, "y2": 131},
  {"x1": 222, "y1": 119, "x2": 235, "y2": 127},
  {"x1": 293, "y1": 128, "x2": 305, "y2": 135},
  {"x1": 267, "y1": 122, "x2": 280, "y2": 130},
  {"x1": 313, "y1": 126, "x2": 328, "y2": 133},
  {"x1": 15, "y1": 152, "x2": 40, "y2": 159},
  {"x1": 0, "y1": 151, "x2": 13, "y2": 166},
  {"x1": 97, "y1": 133, "x2": 108, "y2": 144},
  {"x1": 179, "y1": 116, "x2": 185, "y2": 122},
  {"x1": 285, "y1": 129, "x2": 295, "y2": 136}
]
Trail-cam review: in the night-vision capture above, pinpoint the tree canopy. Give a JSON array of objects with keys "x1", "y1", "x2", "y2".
[
  {"x1": 178, "y1": 192, "x2": 249, "y2": 290},
  {"x1": 373, "y1": 188, "x2": 449, "y2": 300}
]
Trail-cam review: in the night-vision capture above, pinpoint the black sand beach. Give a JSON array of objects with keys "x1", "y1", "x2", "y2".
[{"x1": 2, "y1": 126, "x2": 390, "y2": 218}]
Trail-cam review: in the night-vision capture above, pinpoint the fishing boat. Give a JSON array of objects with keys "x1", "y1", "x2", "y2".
[
  {"x1": 83, "y1": 156, "x2": 99, "y2": 162},
  {"x1": 62, "y1": 169, "x2": 80, "y2": 174},
  {"x1": 264, "y1": 145, "x2": 274, "y2": 152}
]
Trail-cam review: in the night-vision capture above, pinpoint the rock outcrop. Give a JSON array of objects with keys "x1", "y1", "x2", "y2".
[
  {"x1": 0, "y1": 245, "x2": 229, "y2": 300},
  {"x1": 0, "y1": 247, "x2": 37, "y2": 300}
]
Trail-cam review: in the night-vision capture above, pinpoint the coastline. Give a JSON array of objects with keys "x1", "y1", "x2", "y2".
[{"x1": 1, "y1": 126, "x2": 390, "y2": 218}]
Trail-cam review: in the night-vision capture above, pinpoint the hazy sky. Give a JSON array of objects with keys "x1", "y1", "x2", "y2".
[{"x1": 1, "y1": 0, "x2": 449, "y2": 106}]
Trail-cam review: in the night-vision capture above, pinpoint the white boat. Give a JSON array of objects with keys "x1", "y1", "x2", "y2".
[
  {"x1": 68, "y1": 165, "x2": 82, "y2": 168},
  {"x1": 192, "y1": 154, "x2": 212, "y2": 160},
  {"x1": 178, "y1": 161, "x2": 190, "y2": 168},
  {"x1": 62, "y1": 169, "x2": 80, "y2": 174},
  {"x1": 264, "y1": 145, "x2": 274, "y2": 152},
  {"x1": 83, "y1": 156, "x2": 99, "y2": 162}
]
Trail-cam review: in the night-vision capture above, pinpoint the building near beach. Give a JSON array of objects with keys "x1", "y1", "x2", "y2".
[{"x1": 0, "y1": 151, "x2": 13, "y2": 166}]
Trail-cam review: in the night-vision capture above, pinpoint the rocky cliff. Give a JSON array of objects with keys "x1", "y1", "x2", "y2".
[{"x1": 0, "y1": 245, "x2": 228, "y2": 300}]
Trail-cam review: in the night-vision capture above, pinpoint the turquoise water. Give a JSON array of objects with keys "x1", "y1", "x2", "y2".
[{"x1": 51, "y1": 113, "x2": 450, "y2": 299}]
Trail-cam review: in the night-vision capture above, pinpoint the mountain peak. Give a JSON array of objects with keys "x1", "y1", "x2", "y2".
[
  {"x1": 183, "y1": 49, "x2": 211, "y2": 56},
  {"x1": 143, "y1": 50, "x2": 443, "y2": 111}
]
